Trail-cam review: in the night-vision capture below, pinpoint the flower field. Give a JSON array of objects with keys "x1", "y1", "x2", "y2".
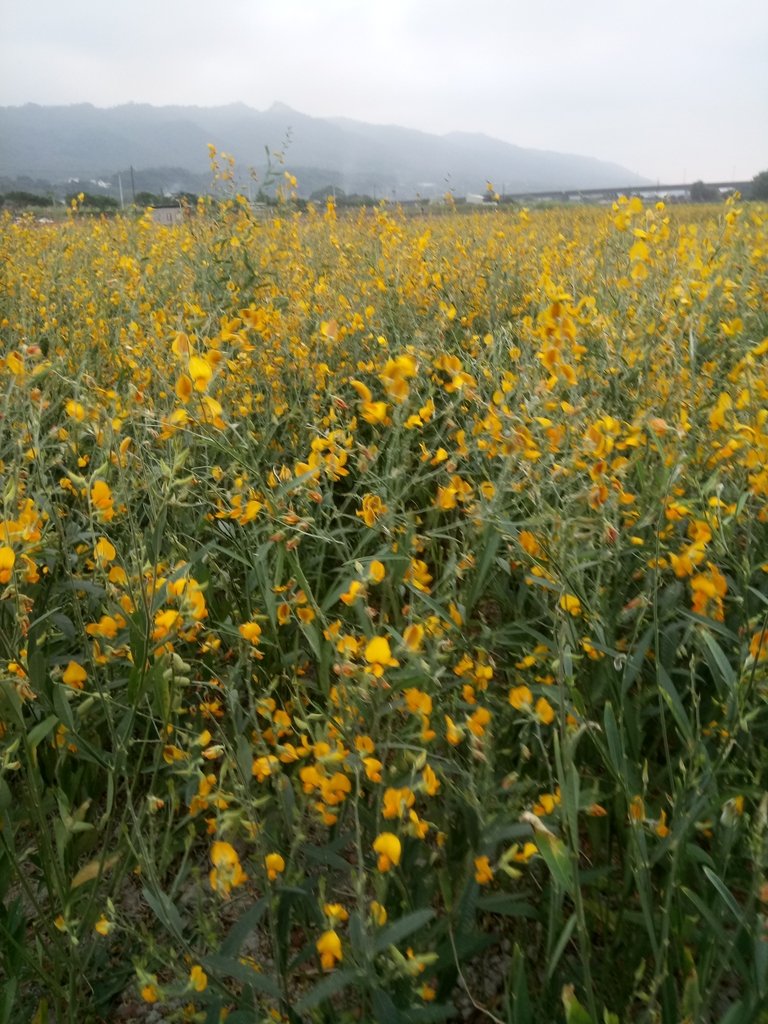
[{"x1": 1, "y1": 189, "x2": 767, "y2": 1023}]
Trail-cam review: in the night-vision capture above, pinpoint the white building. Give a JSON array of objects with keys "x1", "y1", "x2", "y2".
[{"x1": 149, "y1": 204, "x2": 184, "y2": 226}]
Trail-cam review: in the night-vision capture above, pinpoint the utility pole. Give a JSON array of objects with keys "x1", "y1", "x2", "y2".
[{"x1": 130, "y1": 165, "x2": 136, "y2": 204}]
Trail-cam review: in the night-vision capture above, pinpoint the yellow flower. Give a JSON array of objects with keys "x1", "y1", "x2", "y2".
[
  {"x1": 209, "y1": 840, "x2": 247, "y2": 898},
  {"x1": 474, "y1": 855, "x2": 494, "y2": 884},
  {"x1": 90, "y1": 480, "x2": 115, "y2": 521},
  {"x1": 404, "y1": 688, "x2": 432, "y2": 716},
  {"x1": 467, "y1": 706, "x2": 491, "y2": 737},
  {"x1": 65, "y1": 399, "x2": 86, "y2": 422},
  {"x1": 445, "y1": 715, "x2": 464, "y2": 746},
  {"x1": 473, "y1": 662, "x2": 493, "y2": 689},
  {"x1": 750, "y1": 630, "x2": 768, "y2": 662},
  {"x1": 535, "y1": 696, "x2": 555, "y2": 725},
  {"x1": 370, "y1": 900, "x2": 387, "y2": 925},
  {"x1": 356, "y1": 735, "x2": 375, "y2": 754},
  {"x1": 654, "y1": 810, "x2": 670, "y2": 838},
  {"x1": 176, "y1": 374, "x2": 193, "y2": 402},
  {"x1": 363, "y1": 756, "x2": 383, "y2": 782},
  {"x1": 369, "y1": 560, "x2": 386, "y2": 583},
  {"x1": 559, "y1": 593, "x2": 582, "y2": 616},
  {"x1": 85, "y1": 614, "x2": 122, "y2": 640},
  {"x1": 93, "y1": 537, "x2": 116, "y2": 565},
  {"x1": 357, "y1": 493, "x2": 388, "y2": 527},
  {"x1": 340, "y1": 580, "x2": 364, "y2": 605},
  {"x1": 508, "y1": 684, "x2": 533, "y2": 710},
  {"x1": 162, "y1": 744, "x2": 187, "y2": 765},
  {"x1": 448, "y1": 601, "x2": 464, "y2": 626},
  {"x1": 533, "y1": 790, "x2": 561, "y2": 816},
  {"x1": 239, "y1": 621, "x2": 262, "y2": 643},
  {"x1": 404, "y1": 558, "x2": 432, "y2": 594},
  {"x1": 382, "y1": 786, "x2": 415, "y2": 820},
  {"x1": 403, "y1": 623, "x2": 425, "y2": 652},
  {"x1": 422, "y1": 764, "x2": 440, "y2": 796},
  {"x1": 364, "y1": 635, "x2": 399, "y2": 677},
  {"x1": 189, "y1": 965, "x2": 208, "y2": 992},
  {"x1": 360, "y1": 400, "x2": 390, "y2": 425},
  {"x1": 93, "y1": 914, "x2": 112, "y2": 936},
  {"x1": 323, "y1": 903, "x2": 349, "y2": 926},
  {"x1": 511, "y1": 842, "x2": 538, "y2": 863},
  {"x1": 252, "y1": 755, "x2": 279, "y2": 782},
  {"x1": 140, "y1": 982, "x2": 160, "y2": 1004},
  {"x1": 0, "y1": 546, "x2": 16, "y2": 583},
  {"x1": 264, "y1": 852, "x2": 286, "y2": 881},
  {"x1": 62, "y1": 661, "x2": 87, "y2": 689},
  {"x1": 453, "y1": 653, "x2": 474, "y2": 677},
  {"x1": 629, "y1": 795, "x2": 645, "y2": 823},
  {"x1": 188, "y1": 354, "x2": 213, "y2": 392},
  {"x1": 407, "y1": 809, "x2": 429, "y2": 839},
  {"x1": 316, "y1": 929, "x2": 342, "y2": 971},
  {"x1": 373, "y1": 832, "x2": 402, "y2": 871}
]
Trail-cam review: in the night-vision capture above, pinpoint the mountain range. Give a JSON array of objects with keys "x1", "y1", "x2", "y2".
[{"x1": 0, "y1": 101, "x2": 649, "y2": 198}]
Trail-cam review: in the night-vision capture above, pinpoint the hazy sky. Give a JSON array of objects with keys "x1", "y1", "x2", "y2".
[{"x1": 2, "y1": 0, "x2": 767, "y2": 182}]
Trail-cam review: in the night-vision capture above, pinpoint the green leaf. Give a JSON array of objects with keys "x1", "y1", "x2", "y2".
[
  {"x1": 151, "y1": 664, "x2": 171, "y2": 722},
  {"x1": 294, "y1": 968, "x2": 361, "y2": 1012},
  {"x1": 755, "y1": 930, "x2": 768, "y2": 996},
  {"x1": 622, "y1": 625, "x2": 654, "y2": 694},
  {"x1": 26, "y1": 715, "x2": 59, "y2": 750},
  {"x1": 348, "y1": 910, "x2": 368, "y2": 960},
  {"x1": 702, "y1": 867, "x2": 745, "y2": 924},
  {"x1": 546, "y1": 916, "x2": 577, "y2": 982},
  {"x1": 657, "y1": 664, "x2": 693, "y2": 743},
  {"x1": 682, "y1": 888, "x2": 748, "y2": 977},
  {"x1": 220, "y1": 897, "x2": 269, "y2": 956},
  {"x1": 203, "y1": 954, "x2": 282, "y2": 999},
  {"x1": 602, "y1": 703, "x2": 625, "y2": 783},
  {"x1": 508, "y1": 944, "x2": 532, "y2": 1024},
  {"x1": 0, "y1": 778, "x2": 12, "y2": 815},
  {"x1": 562, "y1": 984, "x2": 595, "y2": 1024},
  {"x1": 372, "y1": 988, "x2": 405, "y2": 1024},
  {"x1": 0, "y1": 979, "x2": 18, "y2": 1024},
  {"x1": 142, "y1": 886, "x2": 185, "y2": 941},
  {"x1": 404, "y1": 1005, "x2": 455, "y2": 1022},
  {"x1": 465, "y1": 525, "x2": 501, "y2": 614},
  {"x1": 51, "y1": 684, "x2": 75, "y2": 732},
  {"x1": 50, "y1": 612, "x2": 76, "y2": 640},
  {"x1": 209, "y1": 1011, "x2": 253, "y2": 1024},
  {"x1": 373, "y1": 909, "x2": 435, "y2": 954},
  {"x1": 684, "y1": 843, "x2": 716, "y2": 869},
  {"x1": 476, "y1": 895, "x2": 538, "y2": 918},
  {"x1": 698, "y1": 629, "x2": 737, "y2": 691},
  {"x1": 482, "y1": 822, "x2": 533, "y2": 845},
  {"x1": 299, "y1": 620, "x2": 322, "y2": 660},
  {"x1": 716, "y1": 1002, "x2": 751, "y2": 1024},
  {"x1": 303, "y1": 840, "x2": 353, "y2": 871},
  {"x1": 681, "y1": 969, "x2": 701, "y2": 1020},
  {"x1": 536, "y1": 832, "x2": 574, "y2": 894}
]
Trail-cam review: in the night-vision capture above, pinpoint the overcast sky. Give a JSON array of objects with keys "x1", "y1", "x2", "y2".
[{"x1": 2, "y1": 0, "x2": 766, "y2": 182}]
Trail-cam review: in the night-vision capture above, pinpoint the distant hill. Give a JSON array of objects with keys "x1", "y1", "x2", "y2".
[{"x1": 0, "y1": 101, "x2": 649, "y2": 198}]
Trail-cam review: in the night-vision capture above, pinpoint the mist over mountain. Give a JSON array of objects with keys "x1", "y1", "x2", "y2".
[{"x1": 0, "y1": 101, "x2": 649, "y2": 197}]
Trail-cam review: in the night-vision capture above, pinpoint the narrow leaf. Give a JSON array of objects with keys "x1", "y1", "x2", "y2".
[{"x1": 373, "y1": 909, "x2": 435, "y2": 954}]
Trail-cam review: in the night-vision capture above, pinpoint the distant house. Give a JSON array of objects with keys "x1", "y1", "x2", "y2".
[{"x1": 149, "y1": 204, "x2": 184, "y2": 226}]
